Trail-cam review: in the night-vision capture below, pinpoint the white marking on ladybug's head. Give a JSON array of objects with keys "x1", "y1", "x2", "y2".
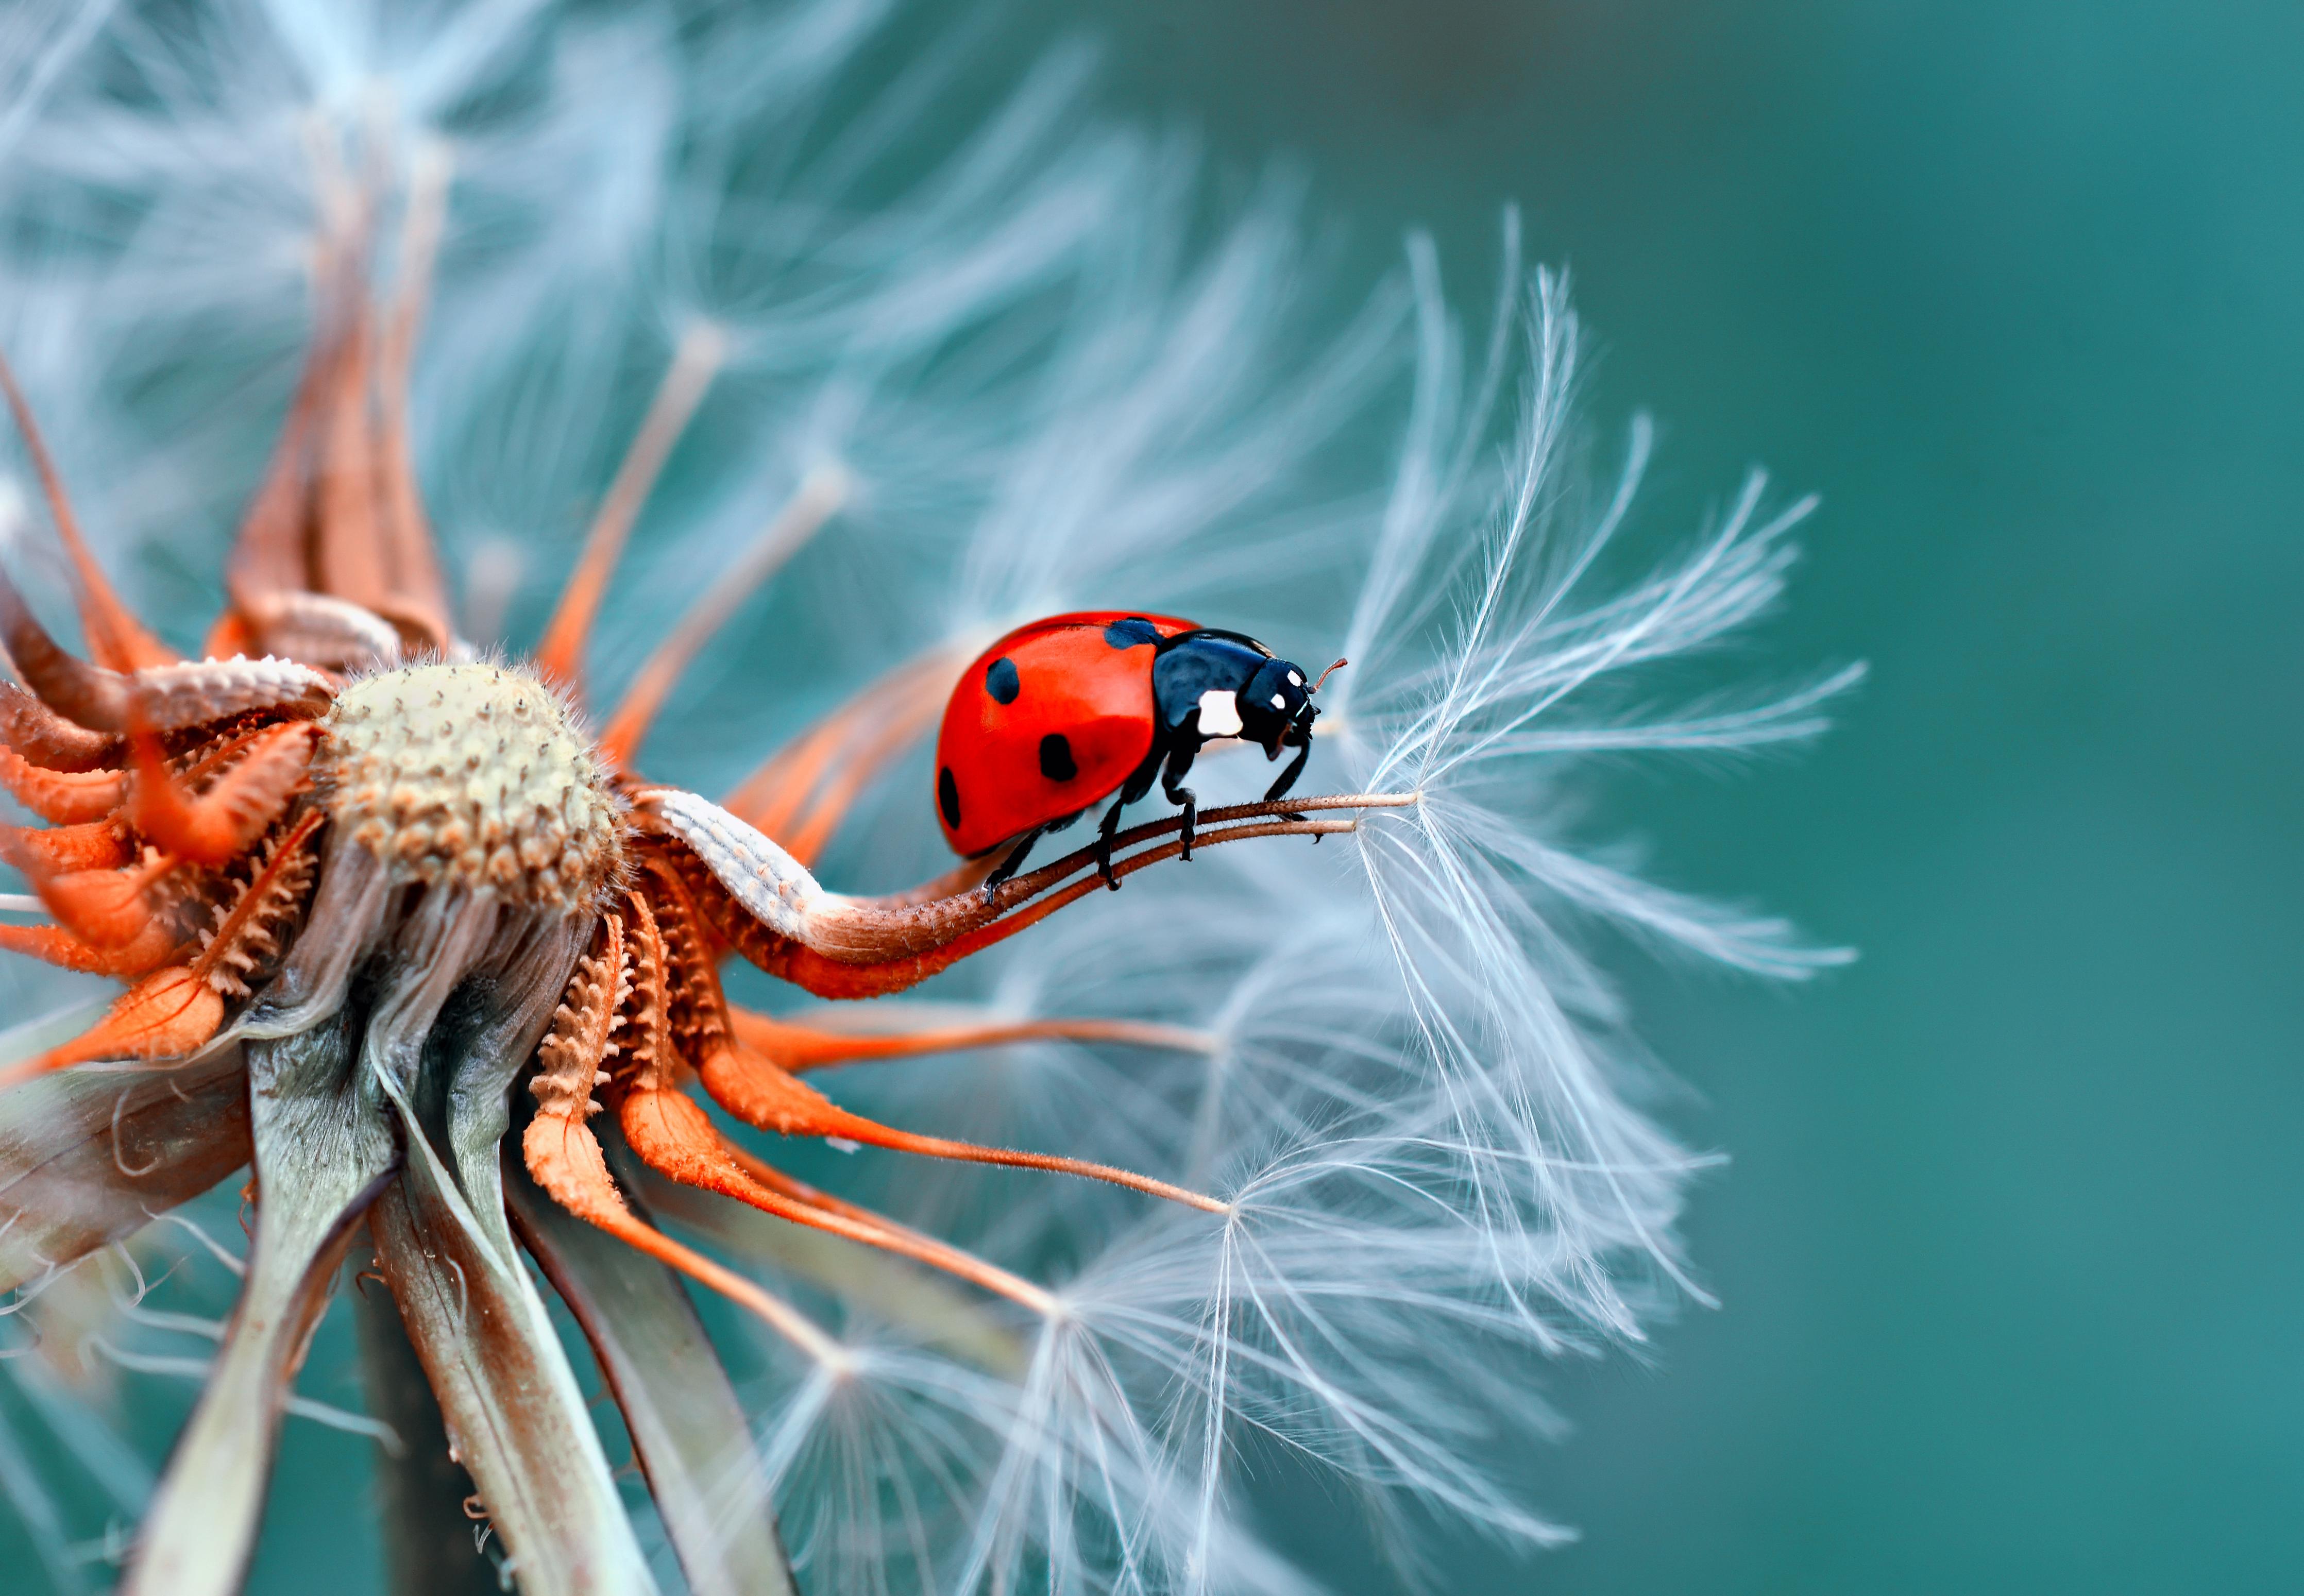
[
  {"x1": 1287, "y1": 669, "x2": 1303, "y2": 686},
  {"x1": 1270, "y1": 692, "x2": 1287, "y2": 710},
  {"x1": 1196, "y1": 687, "x2": 1245, "y2": 738}
]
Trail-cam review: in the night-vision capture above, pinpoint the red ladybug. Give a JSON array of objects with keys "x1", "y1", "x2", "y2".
[{"x1": 934, "y1": 611, "x2": 1331, "y2": 887}]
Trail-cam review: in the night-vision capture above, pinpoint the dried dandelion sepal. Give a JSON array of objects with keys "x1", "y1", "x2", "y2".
[
  {"x1": 0, "y1": 747, "x2": 129, "y2": 825},
  {"x1": 123, "y1": 1012, "x2": 399, "y2": 1596},
  {"x1": 273, "y1": 903, "x2": 634, "y2": 1595},
  {"x1": 0, "y1": 682, "x2": 118, "y2": 772},
  {"x1": 0, "y1": 1049, "x2": 252, "y2": 1298},
  {"x1": 0, "y1": 557, "x2": 330, "y2": 734},
  {"x1": 506, "y1": 1144, "x2": 797, "y2": 1596},
  {"x1": 372, "y1": 1123, "x2": 655, "y2": 1596}
]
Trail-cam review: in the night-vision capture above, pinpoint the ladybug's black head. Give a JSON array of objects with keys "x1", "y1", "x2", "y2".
[
  {"x1": 1151, "y1": 630, "x2": 1325, "y2": 762},
  {"x1": 1235, "y1": 654, "x2": 1318, "y2": 759}
]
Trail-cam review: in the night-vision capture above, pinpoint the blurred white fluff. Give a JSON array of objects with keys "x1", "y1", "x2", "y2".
[{"x1": 0, "y1": 1, "x2": 1858, "y2": 1592}]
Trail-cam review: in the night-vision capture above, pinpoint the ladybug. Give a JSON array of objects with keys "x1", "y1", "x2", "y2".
[{"x1": 934, "y1": 611, "x2": 1337, "y2": 889}]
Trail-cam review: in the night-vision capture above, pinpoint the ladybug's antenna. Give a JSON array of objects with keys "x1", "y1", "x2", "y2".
[{"x1": 1310, "y1": 658, "x2": 1348, "y2": 695}]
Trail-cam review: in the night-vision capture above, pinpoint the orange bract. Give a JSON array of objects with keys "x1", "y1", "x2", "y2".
[
  {"x1": 130, "y1": 721, "x2": 320, "y2": 866},
  {"x1": 0, "y1": 745, "x2": 128, "y2": 823},
  {"x1": 2, "y1": 817, "x2": 132, "y2": 874},
  {"x1": 0, "y1": 355, "x2": 177, "y2": 672},
  {"x1": 3, "y1": 966, "x2": 222, "y2": 1084}
]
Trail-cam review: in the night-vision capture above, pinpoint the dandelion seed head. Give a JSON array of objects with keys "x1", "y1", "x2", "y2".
[{"x1": 320, "y1": 660, "x2": 623, "y2": 904}]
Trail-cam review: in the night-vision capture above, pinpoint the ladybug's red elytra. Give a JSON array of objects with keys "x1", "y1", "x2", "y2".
[{"x1": 934, "y1": 611, "x2": 1336, "y2": 889}]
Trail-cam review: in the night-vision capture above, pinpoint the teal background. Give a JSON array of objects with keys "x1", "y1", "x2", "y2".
[
  {"x1": 1064, "y1": 1, "x2": 2302, "y2": 1590},
  {"x1": 5, "y1": 3, "x2": 2297, "y2": 1593}
]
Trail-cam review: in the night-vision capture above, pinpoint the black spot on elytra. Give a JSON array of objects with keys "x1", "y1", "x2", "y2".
[
  {"x1": 1103, "y1": 617, "x2": 1161, "y2": 649},
  {"x1": 984, "y1": 656, "x2": 1021, "y2": 704},
  {"x1": 938, "y1": 767, "x2": 962, "y2": 829},
  {"x1": 1038, "y1": 733, "x2": 1078, "y2": 782}
]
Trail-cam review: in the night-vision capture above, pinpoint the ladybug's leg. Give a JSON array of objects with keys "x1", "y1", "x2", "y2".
[
  {"x1": 1096, "y1": 751, "x2": 1166, "y2": 890},
  {"x1": 978, "y1": 823, "x2": 1047, "y2": 894},
  {"x1": 1159, "y1": 741, "x2": 1201, "y2": 862},
  {"x1": 1093, "y1": 798, "x2": 1126, "y2": 890},
  {"x1": 1262, "y1": 731, "x2": 1313, "y2": 817}
]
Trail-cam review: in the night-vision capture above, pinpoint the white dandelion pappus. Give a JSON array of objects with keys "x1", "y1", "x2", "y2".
[
  {"x1": 818, "y1": 233, "x2": 1859, "y2": 1594},
  {"x1": 0, "y1": 1, "x2": 1857, "y2": 1593}
]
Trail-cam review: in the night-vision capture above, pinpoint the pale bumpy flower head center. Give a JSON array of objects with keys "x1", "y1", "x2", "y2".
[{"x1": 317, "y1": 663, "x2": 623, "y2": 906}]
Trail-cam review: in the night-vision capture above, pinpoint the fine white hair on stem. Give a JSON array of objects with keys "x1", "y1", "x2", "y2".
[{"x1": 0, "y1": 1, "x2": 1858, "y2": 1591}]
